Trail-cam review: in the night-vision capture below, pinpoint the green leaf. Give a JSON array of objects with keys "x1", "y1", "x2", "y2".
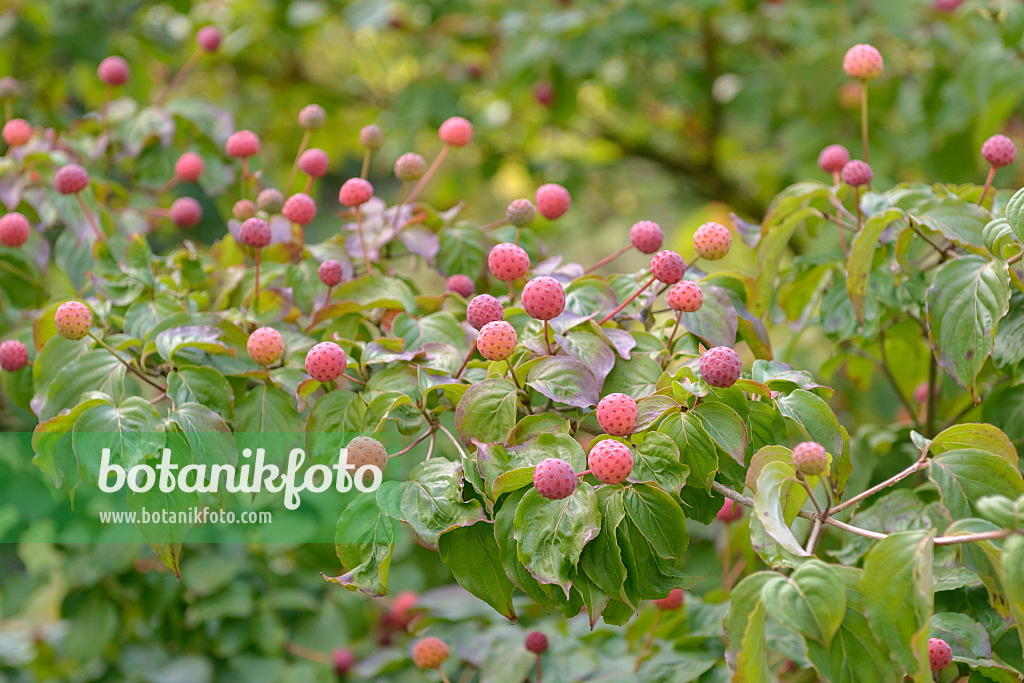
[
  {"x1": 327, "y1": 495, "x2": 396, "y2": 596},
  {"x1": 679, "y1": 284, "x2": 737, "y2": 348},
  {"x1": 331, "y1": 274, "x2": 417, "y2": 312},
  {"x1": 167, "y1": 365, "x2": 234, "y2": 420},
  {"x1": 72, "y1": 397, "x2": 166, "y2": 486},
  {"x1": 914, "y1": 199, "x2": 990, "y2": 248},
  {"x1": 154, "y1": 325, "x2": 232, "y2": 363},
  {"x1": 752, "y1": 205, "x2": 819, "y2": 316},
  {"x1": 493, "y1": 488, "x2": 556, "y2": 611},
  {"x1": 1002, "y1": 534, "x2": 1024, "y2": 655},
  {"x1": 514, "y1": 484, "x2": 601, "y2": 597},
  {"x1": 622, "y1": 482, "x2": 688, "y2": 560},
  {"x1": 436, "y1": 222, "x2": 488, "y2": 279},
  {"x1": 304, "y1": 391, "x2": 366, "y2": 463},
  {"x1": 862, "y1": 530, "x2": 935, "y2": 677},
  {"x1": 846, "y1": 208, "x2": 905, "y2": 321},
  {"x1": 526, "y1": 356, "x2": 600, "y2": 409},
  {"x1": 725, "y1": 572, "x2": 777, "y2": 654},
  {"x1": 401, "y1": 459, "x2": 486, "y2": 548},
  {"x1": 692, "y1": 401, "x2": 747, "y2": 465},
  {"x1": 928, "y1": 449, "x2": 1024, "y2": 519},
  {"x1": 602, "y1": 353, "x2": 663, "y2": 399},
  {"x1": 233, "y1": 384, "x2": 304, "y2": 465},
  {"x1": 761, "y1": 559, "x2": 846, "y2": 647},
  {"x1": 438, "y1": 521, "x2": 517, "y2": 621},
  {"x1": 776, "y1": 389, "x2": 842, "y2": 456},
  {"x1": 753, "y1": 462, "x2": 809, "y2": 561},
  {"x1": 455, "y1": 378, "x2": 517, "y2": 444},
  {"x1": 555, "y1": 331, "x2": 615, "y2": 386},
  {"x1": 929, "y1": 423, "x2": 1017, "y2": 467},
  {"x1": 580, "y1": 488, "x2": 630, "y2": 606},
  {"x1": 733, "y1": 602, "x2": 771, "y2": 683},
  {"x1": 926, "y1": 255, "x2": 1010, "y2": 396},
  {"x1": 41, "y1": 349, "x2": 127, "y2": 421},
  {"x1": 661, "y1": 412, "x2": 718, "y2": 493},
  {"x1": 629, "y1": 432, "x2": 688, "y2": 496}
]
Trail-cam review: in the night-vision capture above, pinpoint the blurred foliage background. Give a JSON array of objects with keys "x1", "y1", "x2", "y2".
[{"x1": 3, "y1": 0, "x2": 1024, "y2": 680}]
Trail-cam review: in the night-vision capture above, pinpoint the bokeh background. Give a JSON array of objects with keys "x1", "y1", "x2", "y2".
[{"x1": 2, "y1": 0, "x2": 1024, "y2": 680}]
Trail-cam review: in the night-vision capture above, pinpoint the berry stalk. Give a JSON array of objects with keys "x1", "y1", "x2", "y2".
[
  {"x1": 599, "y1": 275, "x2": 656, "y2": 324},
  {"x1": 361, "y1": 148, "x2": 372, "y2": 179},
  {"x1": 155, "y1": 49, "x2": 202, "y2": 106},
  {"x1": 633, "y1": 611, "x2": 662, "y2": 673},
  {"x1": 390, "y1": 180, "x2": 409, "y2": 232},
  {"x1": 354, "y1": 206, "x2": 372, "y2": 274},
  {"x1": 75, "y1": 193, "x2": 104, "y2": 240},
  {"x1": 286, "y1": 129, "x2": 311, "y2": 191},
  {"x1": 455, "y1": 344, "x2": 475, "y2": 379},
  {"x1": 585, "y1": 244, "x2": 632, "y2": 274},
  {"x1": 860, "y1": 79, "x2": 869, "y2": 163},
  {"x1": 535, "y1": 654, "x2": 543, "y2": 683},
  {"x1": 406, "y1": 144, "x2": 450, "y2": 204},
  {"x1": 87, "y1": 331, "x2": 166, "y2": 392},
  {"x1": 543, "y1": 320, "x2": 553, "y2": 356},
  {"x1": 254, "y1": 249, "x2": 261, "y2": 313},
  {"x1": 664, "y1": 311, "x2": 682, "y2": 361},
  {"x1": 979, "y1": 164, "x2": 996, "y2": 206}
]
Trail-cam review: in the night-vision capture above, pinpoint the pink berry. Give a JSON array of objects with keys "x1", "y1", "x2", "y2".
[
  {"x1": 629, "y1": 220, "x2": 663, "y2": 254},
  {"x1": 693, "y1": 222, "x2": 732, "y2": 261},
  {"x1": 650, "y1": 250, "x2": 685, "y2": 284},
  {"x1": 653, "y1": 589, "x2": 684, "y2": 610},
  {"x1": 818, "y1": 144, "x2": 851, "y2": 174},
  {"x1": 257, "y1": 188, "x2": 284, "y2": 213},
  {"x1": 506, "y1": 199, "x2": 536, "y2": 228},
  {"x1": 841, "y1": 160, "x2": 873, "y2": 187},
  {"x1": 534, "y1": 183, "x2": 571, "y2": 220},
  {"x1": 982, "y1": 134, "x2": 1017, "y2": 168},
  {"x1": 699, "y1": 346, "x2": 742, "y2": 388},
  {"x1": 332, "y1": 649, "x2": 355, "y2": 677},
  {"x1": 54, "y1": 301, "x2": 93, "y2": 340},
  {"x1": 521, "y1": 276, "x2": 565, "y2": 321},
  {"x1": 934, "y1": 0, "x2": 963, "y2": 10},
  {"x1": 394, "y1": 152, "x2": 426, "y2": 181},
  {"x1": 298, "y1": 104, "x2": 326, "y2": 131},
  {"x1": 239, "y1": 217, "x2": 271, "y2": 248},
  {"x1": 446, "y1": 274, "x2": 475, "y2": 298},
  {"x1": 174, "y1": 152, "x2": 204, "y2": 182},
  {"x1": 97, "y1": 56, "x2": 129, "y2": 86},
  {"x1": 928, "y1": 638, "x2": 952, "y2": 671},
  {"x1": 0, "y1": 212, "x2": 30, "y2": 247},
  {"x1": 914, "y1": 381, "x2": 930, "y2": 404},
  {"x1": 588, "y1": 439, "x2": 634, "y2": 484},
  {"x1": 170, "y1": 197, "x2": 202, "y2": 229},
  {"x1": 488, "y1": 243, "x2": 530, "y2": 282},
  {"x1": 476, "y1": 320, "x2": 517, "y2": 361},
  {"x1": 438, "y1": 116, "x2": 473, "y2": 147},
  {"x1": 305, "y1": 341, "x2": 347, "y2": 383},
  {"x1": 233, "y1": 199, "x2": 257, "y2": 221},
  {"x1": 282, "y1": 193, "x2": 316, "y2": 226},
  {"x1": 717, "y1": 498, "x2": 743, "y2": 523},
  {"x1": 225, "y1": 130, "x2": 260, "y2": 158},
  {"x1": 596, "y1": 393, "x2": 637, "y2": 436},
  {"x1": 525, "y1": 632, "x2": 548, "y2": 654},
  {"x1": 0, "y1": 340, "x2": 28, "y2": 372},
  {"x1": 359, "y1": 124, "x2": 383, "y2": 150},
  {"x1": 667, "y1": 281, "x2": 703, "y2": 313},
  {"x1": 196, "y1": 26, "x2": 222, "y2": 52},
  {"x1": 412, "y1": 637, "x2": 449, "y2": 670},
  {"x1": 319, "y1": 260, "x2": 343, "y2": 287},
  {"x1": 346, "y1": 436, "x2": 388, "y2": 474},
  {"x1": 339, "y1": 178, "x2": 373, "y2": 207},
  {"x1": 843, "y1": 44, "x2": 883, "y2": 80},
  {"x1": 532, "y1": 457, "x2": 577, "y2": 500},
  {"x1": 2, "y1": 118, "x2": 31, "y2": 147},
  {"x1": 299, "y1": 148, "x2": 329, "y2": 177},
  {"x1": 54, "y1": 164, "x2": 89, "y2": 195},
  {"x1": 466, "y1": 294, "x2": 504, "y2": 330},
  {"x1": 792, "y1": 441, "x2": 828, "y2": 476},
  {"x1": 247, "y1": 327, "x2": 285, "y2": 366}
]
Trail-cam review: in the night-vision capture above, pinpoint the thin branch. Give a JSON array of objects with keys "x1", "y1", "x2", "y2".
[{"x1": 829, "y1": 459, "x2": 930, "y2": 516}]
